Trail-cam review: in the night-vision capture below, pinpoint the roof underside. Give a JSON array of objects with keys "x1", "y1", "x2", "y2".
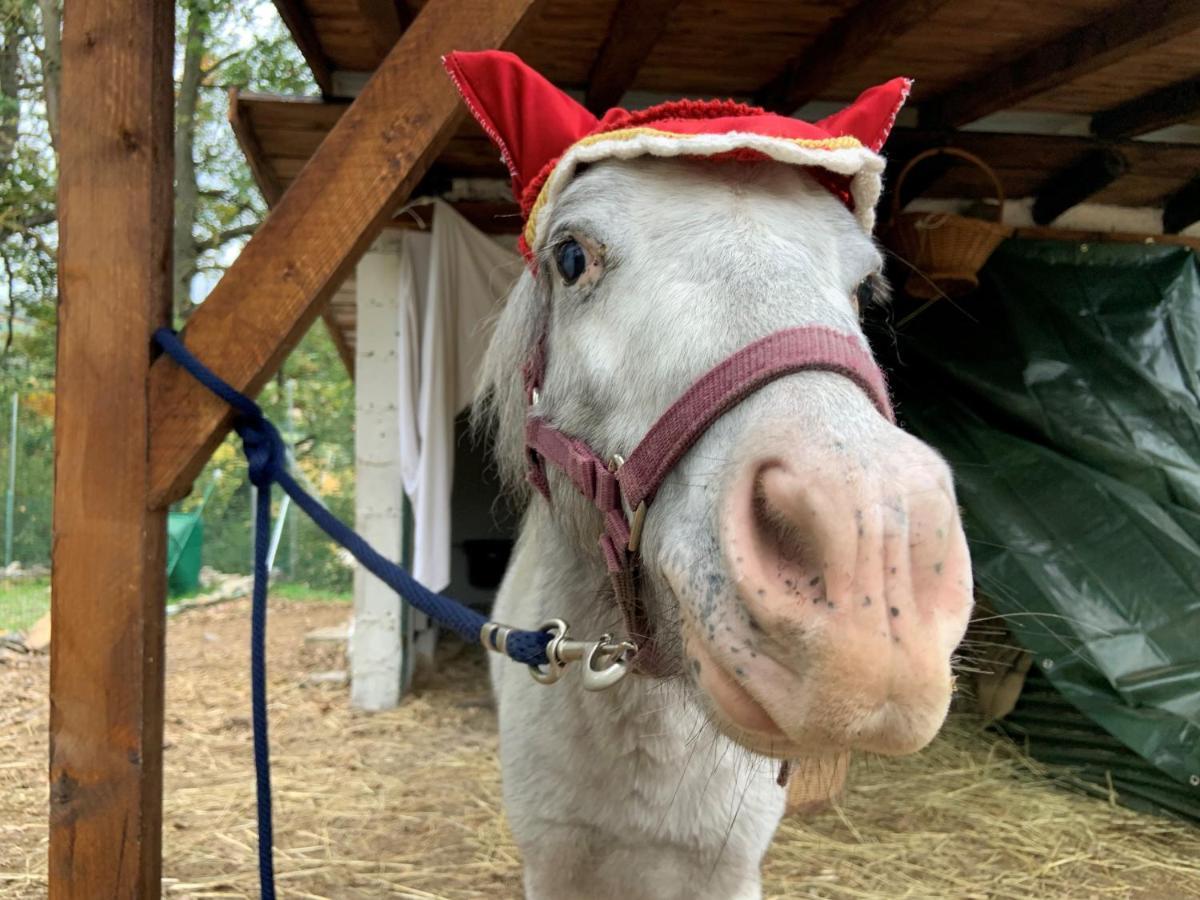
[{"x1": 250, "y1": 0, "x2": 1200, "y2": 363}]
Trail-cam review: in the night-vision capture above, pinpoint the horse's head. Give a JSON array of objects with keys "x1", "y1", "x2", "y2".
[{"x1": 459, "y1": 52, "x2": 972, "y2": 760}]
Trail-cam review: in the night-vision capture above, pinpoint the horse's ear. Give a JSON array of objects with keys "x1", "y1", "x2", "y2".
[
  {"x1": 443, "y1": 50, "x2": 598, "y2": 200},
  {"x1": 815, "y1": 77, "x2": 912, "y2": 153}
]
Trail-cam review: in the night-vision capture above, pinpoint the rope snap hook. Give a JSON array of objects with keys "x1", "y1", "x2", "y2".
[{"x1": 527, "y1": 618, "x2": 637, "y2": 691}]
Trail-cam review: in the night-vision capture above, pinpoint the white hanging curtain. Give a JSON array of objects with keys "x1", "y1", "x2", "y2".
[{"x1": 394, "y1": 200, "x2": 522, "y2": 592}]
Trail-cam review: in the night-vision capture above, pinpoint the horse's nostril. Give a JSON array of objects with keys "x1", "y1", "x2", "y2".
[
  {"x1": 752, "y1": 465, "x2": 815, "y2": 577},
  {"x1": 729, "y1": 461, "x2": 842, "y2": 619}
]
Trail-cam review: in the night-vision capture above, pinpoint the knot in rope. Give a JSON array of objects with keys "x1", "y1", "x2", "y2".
[{"x1": 234, "y1": 412, "x2": 286, "y2": 489}]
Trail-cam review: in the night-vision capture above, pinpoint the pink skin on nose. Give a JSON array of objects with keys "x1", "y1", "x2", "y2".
[{"x1": 686, "y1": 437, "x2": 973, "y2": 757}]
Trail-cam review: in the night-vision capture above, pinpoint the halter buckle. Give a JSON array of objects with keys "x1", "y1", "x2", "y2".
[
  {"x1": 528, "y1": 618, "x2": 637, "y2": 691},
  {"x1": 607, "y1": 455, "x2": 648, "y2": 554}
]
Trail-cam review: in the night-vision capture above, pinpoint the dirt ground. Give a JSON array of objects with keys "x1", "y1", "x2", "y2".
[{"x1": 3, "y1": 598, "x2": 1198, "y2": 899}]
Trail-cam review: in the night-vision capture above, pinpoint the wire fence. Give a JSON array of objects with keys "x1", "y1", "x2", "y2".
[
  {"x1": 0, "y1": 390, "x2": 52, "y2": 635},
  {"x1": 0, "y1": 389, "x2": 355, "y2": 635}
]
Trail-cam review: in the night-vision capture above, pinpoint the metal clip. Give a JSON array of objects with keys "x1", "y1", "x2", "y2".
[
  {"x1": 479, "y1": 622, "x2": 512, "y2": 655},
  {"x1": 608, "y1": 455, "x2": 649, "y2": 554},
  {"x1": 528, "y1": 618, "x2": 637, "y2": 691}
]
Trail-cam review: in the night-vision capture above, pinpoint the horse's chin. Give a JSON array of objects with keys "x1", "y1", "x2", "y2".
[
  {"x1": 657, "y1": 556, "x2": 953, "y2": 760},
  {"x1": 686, "y1": 634, "x2": 949, "y2": 760},
  {"x1": 683, "y1": 618, "x2": 952, "y2": 758}
]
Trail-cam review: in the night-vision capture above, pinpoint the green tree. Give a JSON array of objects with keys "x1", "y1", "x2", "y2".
[
  {"x1": 0, "y1": 1, "x2": 356, "y2": 594},
  {"x1": 0, "y1": 0, "x2": 57, "y2": 358},
  {"x1": 173, "y1": 0, "x2": 314, "y2": 320}
]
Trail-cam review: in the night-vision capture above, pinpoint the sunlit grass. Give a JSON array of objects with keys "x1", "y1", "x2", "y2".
[
  {"x1": 0, "y1": 577, "x2": 50, "y2": 633},
  {"x1": 269, "y1": 581, "x2": 351, "y2": 604}
]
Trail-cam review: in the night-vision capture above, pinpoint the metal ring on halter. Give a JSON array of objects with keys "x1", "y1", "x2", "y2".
[{"x1": 528, "y1": 618, "x2": 637, "y2": 691}]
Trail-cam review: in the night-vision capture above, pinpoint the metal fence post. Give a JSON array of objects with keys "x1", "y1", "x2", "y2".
[{"x1": 5, "y1": 392, "x2": 18, "y2": 568}]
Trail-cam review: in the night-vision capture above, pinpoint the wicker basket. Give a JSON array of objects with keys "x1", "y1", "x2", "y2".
[{"x1": 883, "y1": 148, "x2": 1011, "y2": 300}]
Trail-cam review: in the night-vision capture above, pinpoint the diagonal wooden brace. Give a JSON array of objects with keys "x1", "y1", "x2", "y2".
[{"x1": 147, "y1": 0, "x2": 541, "y2": 509}]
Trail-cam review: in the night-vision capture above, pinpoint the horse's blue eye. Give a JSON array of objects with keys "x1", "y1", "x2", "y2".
[{"x1": 555, "y1": 239, "x2": 588, "y2": 285}]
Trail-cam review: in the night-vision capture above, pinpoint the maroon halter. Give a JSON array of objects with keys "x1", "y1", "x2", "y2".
[{"x1": 523, "y1": 325, "x2": 895, "y2": 674}]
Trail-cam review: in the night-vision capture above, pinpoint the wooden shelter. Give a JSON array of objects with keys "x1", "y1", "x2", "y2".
[
  {"x1": 51, "y1": 0, "x2": 1200, "y2": 895},
  {"x1": 234, "y1": 0, "x2": 1200, "y2": 364}
]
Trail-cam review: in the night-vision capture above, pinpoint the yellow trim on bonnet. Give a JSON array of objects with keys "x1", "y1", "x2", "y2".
[{"x1": 523, "y1": 128, "x2": 864, "y2": 248}]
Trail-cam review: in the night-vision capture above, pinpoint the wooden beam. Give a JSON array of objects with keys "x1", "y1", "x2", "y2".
[
  {"x1": 883, "y1": 129, "x2": 1197, "y2": 208},
  {"x1": 1092, "y1": 76, "x2": 1200, "y2": 139},
  {"x1": 920, "y1": 0, "x2": 1200, "y2": 128},
  {"x1": 756, "y1": 0, "x2": 953, "y2": 113},
  {"x1": 585, "y1": 0, "x2": 684, "y2": 114},
  {"x1": 147, "y1": 0, "x2": 540, "y2": 510},
  {"x1": 1013, "y1": 226, "x2": 1200, "y2": 251},
  {"x1": 357, "y1": 0, "x2": 411, "y2": 60},
  {"x1": 323, "y1": 307, "x2": 357, "y2": 378},
  {"x1": 390, "y1": 200, "x2": 523, "y2": 234},
  {"x1": 886, "y1": 129, "x2": 1199, "y2": 167},
  {"x1": 228, "y1": 88, "x2": 284, "y2": 206},
  {"x1": 273, "y1": 0, "x2": 336, "y2": 96},
  {"x1": 1032, "y1": 148, "x2": 1129, "y2": 225},
  {"x1": 1163, "y1": 176, "x2": 1200, "y2": 234},
  {"x1": 50, "y1": 0, "x2": 173, "y2": 895}
]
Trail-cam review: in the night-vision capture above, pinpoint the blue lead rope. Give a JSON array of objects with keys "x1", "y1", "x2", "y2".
[{"x1": 153, "y1": 328, "x2": 551, "y2": 899}]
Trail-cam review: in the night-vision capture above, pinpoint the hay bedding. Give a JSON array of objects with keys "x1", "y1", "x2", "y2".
[{"x1": 2, "y1": 598, "x2": 1198, "y2": 899}]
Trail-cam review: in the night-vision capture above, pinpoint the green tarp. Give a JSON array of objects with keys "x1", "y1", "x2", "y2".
[
  {"x1": 167, "y1": 510, "x2": 204, "y2": 597},
  {"x1": 877, "y1": 240, "x2": 1200, "y2": 817}
]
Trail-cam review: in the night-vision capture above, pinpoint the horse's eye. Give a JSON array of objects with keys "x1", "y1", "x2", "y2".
[{"x1": 554, "y1": 239, "x2": 588, "y2": 285}]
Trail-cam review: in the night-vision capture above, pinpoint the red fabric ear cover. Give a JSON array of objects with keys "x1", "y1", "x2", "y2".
[
  {"x1": 443, "y1": 50, "x2": 599, "y2": 200},
  {"x1": 815, "y1": 77, "x2": 912, "y2": 152}
]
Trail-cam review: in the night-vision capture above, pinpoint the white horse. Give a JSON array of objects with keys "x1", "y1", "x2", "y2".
[{"x1": 476, "y1": 157, "x2": 973, "y2": 899}]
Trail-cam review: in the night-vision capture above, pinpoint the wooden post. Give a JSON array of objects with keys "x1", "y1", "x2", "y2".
[
  {"x1": 50, "y1": 0, "x2": 173, "y2": 896},
  {"x1": 350, "y1": 237, "x2": 409, "y2": 709}
]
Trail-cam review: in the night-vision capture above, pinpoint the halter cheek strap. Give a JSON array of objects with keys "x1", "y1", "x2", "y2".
[{"x1": 524, "y1": 325, "x2": 895, "y2": 675}]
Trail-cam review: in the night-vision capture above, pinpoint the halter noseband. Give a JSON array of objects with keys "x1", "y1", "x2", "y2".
[{"x1": 522, "y1": 325, "x2": 895, "y2": 676}]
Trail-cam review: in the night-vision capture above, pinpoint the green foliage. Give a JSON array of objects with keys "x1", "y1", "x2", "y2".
[
  {"x1": 0, "y1": 2, "x2": 355, "y2": 598},
  {"x1": 177, "y1": 0, "x2": 316, "y2": 311},
  {"x1": 186, "y1": 322, "x2": 356, "y2": 591},
  {"x1": 0, "y1": 0, "x2": 59, "y2": 340}
]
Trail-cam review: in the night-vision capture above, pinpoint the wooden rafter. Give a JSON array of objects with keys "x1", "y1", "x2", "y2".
[
  {"x1": 229, "y1": 88, "x2": 285, "y2": 205},
  {"x1": 356, "y1": 0, "x2": 410, "y2": 60},
  {"x1": 273, "y1": 0, "x2": 336, "y2": 96},
  {"x1": 755, "y1": 0, "x2": 953, "y2": 113},
  {"x1": 1163, "y1": 176, "x2": 1200, "y2": 234},
  {"x1": 1032, "y1": 148, "x2": 1129, "y2": 225},
  {"x1": 585, "y1": 0, "x2": 684, "y2": 114},
  {"x1": 50, "y1": 0, "x2": 174, "y2": 895},
  {"x1": 323, "y1": 307, "x2": 357, "y2": 378},
  {"x1": 886, "y1": 129, "x2": 1198, "y2": 164},
  {"x1": 393, "y1": 200, "x2": 523, "y2": 233},
  {"x1": 920, "y1": 0, "x2": 1200, "y2": 128},
  {"x1": 1092, "y1": 76, "x2": 1200, "y2": 139},
  {"x1": 1013, "y1": 226, "x2": 1200, "y2": 252},
  {"x1": 147, "y1": 0, "x2": 541, "y2": 509},
  {"x1": 885, "y1": 129, "x2": 1198, "y2": 207}
]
